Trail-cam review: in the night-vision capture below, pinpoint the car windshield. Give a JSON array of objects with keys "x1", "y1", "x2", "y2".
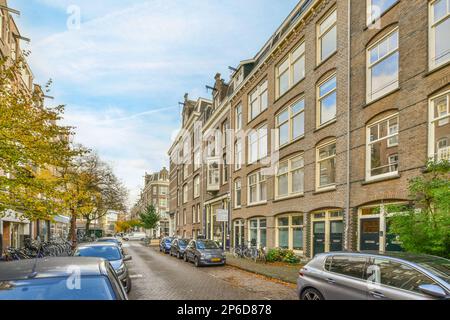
[
  {"x1": 179, "y1": 240, "x2": 188, "y2": 247},
  {"x1": 0, "y1": 277, "x2": 115, "y2": 300},
  {"x1": 75, "y1": 246, "x2": 121, "y2": 261},
  {"x1": 196, "y1": 241, "x2": 219, "y2": 250},
  {"x1": 416, "y1": 257, "x2": 450, "y2": 284},
  {"x1": 165, "y1": 238, "x2": 174, "y2": 243}
]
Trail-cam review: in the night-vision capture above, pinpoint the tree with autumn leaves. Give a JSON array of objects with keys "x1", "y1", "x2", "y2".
[{"x1": 0, "y1": 57, "x2": 128, "y2": 248}]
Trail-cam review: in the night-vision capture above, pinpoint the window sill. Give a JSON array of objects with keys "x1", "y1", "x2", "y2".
[
  {"x1": 362, "y1": 174, "x2": 401, "y2": 186},
  {"x1": 273, "y1": 193, "x2": 305, "y2": 203},
  {"x1": 247, "y1": 201, "x2": 268, "y2": 208},
  {"x1": 314, "y1": 51, "x2": 337, "y2": 71},
  {"x1": 313, "y1": 186, "x2": 337, "y2": 195},
  {"x1": 364, "y1": 87, "x2": 400, "y2": 108},
  {"x1": 424, "y1": 60, "x2": 450, "y2": 78},
  {"x1": 314, "y1": 119, "x2": 337, "y2": 133},
  {"x1": 233, "y1": 206, "x2": 242, "y2": 211}
]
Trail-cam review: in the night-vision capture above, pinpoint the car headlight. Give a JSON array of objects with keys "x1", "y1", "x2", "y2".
[{"x1": 116, "y1": 263, "x2": 125, "y2": 276}]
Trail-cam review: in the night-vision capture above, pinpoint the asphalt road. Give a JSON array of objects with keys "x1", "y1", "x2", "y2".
[{"x1": 123, "y1": 242, "x2": 297, "y2": 300}]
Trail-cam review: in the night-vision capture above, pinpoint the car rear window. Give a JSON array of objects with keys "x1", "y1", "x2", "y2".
[
  {"x1": 328, "y1": 256, "x2": 367, "y2": 279},
  {"x1": 75, "y1": 246, "x2": 121, "y2": 261},
  {"x1": 0, "y1": 276, "x2": 115, "y2": 300}
]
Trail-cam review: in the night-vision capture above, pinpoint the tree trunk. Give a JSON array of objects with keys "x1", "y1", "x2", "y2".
[
  {"x1": 68, "y1": 209, "x2": 77, "y2": 250},
  {"x1": 85, "y1": 219, "x2": 91, "y2": 237}
]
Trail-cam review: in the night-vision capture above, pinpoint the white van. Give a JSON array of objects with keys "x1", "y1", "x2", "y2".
[{"x1": 123, "y1": 232, "x2": 147, "y2": 241}]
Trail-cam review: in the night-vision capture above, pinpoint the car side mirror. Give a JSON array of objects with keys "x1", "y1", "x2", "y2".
[
  {"x1": 418, "y1": 284, "x2": 447, "y2": 299},
  {"x1": 123, "y1": 255, "x2": 132, "y2": 262}
]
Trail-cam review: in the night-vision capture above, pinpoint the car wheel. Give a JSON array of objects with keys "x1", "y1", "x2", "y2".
[
  {"x1": 126, "y1": 277, "x2": 132, "y2": 293},
  {"x1": 177, "y1": 252, "x2": 181, "y2": 259},
  {"x1": 301, "y1": 288, "x2": 324, "y2": 301},
  {"x1": 184, "y1": 254, "x2": 188, "y2": 262},
  {"x1": 194, "y1": 256, "x2": 201, "y2": 268}
]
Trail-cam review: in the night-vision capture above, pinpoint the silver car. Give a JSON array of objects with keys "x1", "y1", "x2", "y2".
[{"x1": 297, "y1": 252, "x2": 450, "y2": 300}]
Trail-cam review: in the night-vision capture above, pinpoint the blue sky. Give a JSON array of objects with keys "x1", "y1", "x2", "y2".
[{"x1": 10, "y1": 0, "x2": 299, "y2": 206}]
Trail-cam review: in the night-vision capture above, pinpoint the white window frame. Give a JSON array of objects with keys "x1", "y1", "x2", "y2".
[
  {"x1": 276, "y1": 41, "x2": 306, "y2": 98},
  {"x1": 275, "y1": 155, "x2": 305, "y2": 199},
  {"x1": 248, "y1": 218, "x2": 267, "y2": 249},
  {"x1": 248, "y1": 80, "x2": 268, "y2": 121},
  {"x1": 193, "y1": 149, "x2": 201, "y2": 171},
  {"x1": 316, "y1": 140, "x2": 337, "y2": 191},
  {"x1": 317, "y1": 9, "x2": 337, "y2": 64},
  {"x1": 183, "y1": 184, "x2": 189, "y2": 204},
  {"x1": 193, "y1": 175, "x2": 200, "y2": 199},
  {"x1": 197, "y1": 204, "x2": 201, "y2": 224},
  {"x1": 317, "y1": 74, "x2": 337, "y2": 127},
  {"x1": 429, "y1": 0, "x2": 450, "y2": 70},
  {"x1": 207, "y1": 156, "x2": 220, "y2": 191},
  {"x1": 234, "y1": 139, "x2": 243, "y2": 171},
  {"x1": 248, "y1": 124, "x2": 268, "y2": 164},
  {"x1": 234, "y1": 179, "x2": 242, "y2": 209},
  {"x1": 222, "y1": 153, "x2": 228, "y2": 185},
  {"x1": 366, "y1": 114, "x2": 400, "y2": 181},
  {"x1": 367, "y1": 28, "x2": 399, "y2": 102},
  {"x1": 275, "y1": 214, "x2": 304, "y2": 253},
  {"x1": 235, "y1": 103, "x2": 243, "y2": 131},
  {"x1": 247, "y1": 172, "x2": 267, "y2": 205},
  {"x1": 367, "y1": 0, "x2": 399, "y2": 25},
  {"x1": 276, "y1": 98, "x2": 305, "y2": 148},
  {"x1": 428, "y1": 90, "x2": 450, "y2": 161}
]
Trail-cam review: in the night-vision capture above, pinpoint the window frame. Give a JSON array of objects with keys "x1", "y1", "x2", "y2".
[
  {"x1": 317, "y1": 9, "x2": 337, "y2": 64},
  {"x1": 247, "y1": 171, "x2": 267, "y2": 206},
  {"x1": 317, "y1": 74, "x2": 337, "y2": 128},
  {"x1": 276, "y1": 41, "x2": 306, "y2": 98},
  {"x1": 182, "y1": 184, "x2": 189, "y2": 204},
  {"x1": 366, "y1": 113, "x2": 400, "y2": 181},
  {"x1": 193, "y1": 175, "x2": 200, "y2": 199},
  {"x1": 367, "y1": 0, "x2": 399, "y2": 25},
  {"x1": 235, "y1": 103, "x2": 243, "y2": 131},
  {"x1": 234, "y1": 138, "x2": 243, "y2": 171},
  {"x1": 248, "y1": 218, "x2": 267, "y2": 249},
  {"x1": 248, "y1": 124, "x2": 268, "y2": 164},
  {"x1": 248, "y1": 80, "x2": 268, "y2": 122},
  {"x1": 275, "y1": 214, "x2": 305, "y2": 253},
  {"x1": 316, "y1": 140, "x2": 337, "y2": 191},
  {"x1": 429, "y1": 0, "x2": 450, "y2": 70},
  {"x1": 275, "y1": 155, "x2": 305, "y2": 199},
  {"x1": 366, "y1": 27, "x2": 399, "y2": 103},
  {"x1": 428, "y1": 90, "x2": 450, "y2": 161},
  {"x1": 234, "y1": 179, "x2": 242, "y2": 209},
  {"x1": 276, "y1": 98, "x2": 305, "y2": 148}
]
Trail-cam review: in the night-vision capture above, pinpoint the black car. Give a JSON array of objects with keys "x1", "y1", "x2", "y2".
[
  {"x1": 170, "y1": 238, "x2": 190, "y2": 259},
  {"x1": 0, "y1": 257, "x2": 127, "y2": 300},
  {"x1": 159, "y1": 237, "x2": 174, "y2": 254},
  {"x1": 74, "y1": 243, "x2": 132, "y2": 293},
  {"x1": 184, "y1": 239, "x2": 226, "y2": 267}
]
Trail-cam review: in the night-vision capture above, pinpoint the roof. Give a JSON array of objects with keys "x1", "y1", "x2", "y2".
[{"x1": 0, "y1": 257, "x2": 107, "y2": 281}]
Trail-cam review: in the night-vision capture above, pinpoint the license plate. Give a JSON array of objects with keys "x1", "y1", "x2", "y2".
[{"x1": 211, "y1": 258, "x2": 221, "y2": 262}]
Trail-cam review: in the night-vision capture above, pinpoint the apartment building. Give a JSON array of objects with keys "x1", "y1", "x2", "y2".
[
  {"x1": 130, "y1": 168, "x2": 170, "y2": 238},
  {"x1": 168, "y1": 0, "x2": 449, "y2": 258}
]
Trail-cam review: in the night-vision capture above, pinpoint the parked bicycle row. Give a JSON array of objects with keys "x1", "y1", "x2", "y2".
[{"x1": 0, "y1": 238, "x2": 73, "y2": 261}]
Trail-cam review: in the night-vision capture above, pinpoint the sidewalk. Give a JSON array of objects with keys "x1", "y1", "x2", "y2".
[{"x1": 225, "y1": 253, "x2": 302, "y2": 284}]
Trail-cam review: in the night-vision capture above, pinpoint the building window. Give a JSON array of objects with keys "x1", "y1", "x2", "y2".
[
  {"x1": 235, "y1": 139, "x2": 243, "y2": 171},
  {"x1": 249, "y1": 218, "x2": 267, "y2": 248},
  {"x1": 235, "y1": 104, "x2": 242, "y2": 131},
  {"x1": 192, "y1": 206, "x2": 196, "y2": 224},
  {"x1": 317, "y1": 74, "x2": 337, "y2": 127},
  {"x1": 429, "y1": 91, "x2": 450, "y2": 161},
  {"x1": 248, "y1": 172, "x2": 267, "y2": 205},
  {"x1": 367, "y1": 28, "x2": 399, "y2": 102},
  {"x1": 277, "y1": 214, "x2": 304, "y2": 251},
  {"x1": 276, "y1": 155, "x2": 305, "y2": 199},
  {"x1": 234, "y1": 179, "x2": 242, "y2": 208},
  {"x1": 152, "y1": 187, "x2": 157, "y2": 196},
  {"x1": 429, "y1": 0, "x2": 450, "y2": 69},
  {"x1": 183, "y1": 163, "x2": 189, "y2": 180},
  {"x1": 194, "y1": 149, "x2": 201, "y2": 171},
  {"x1": 367, "y1": 114, "x2": 399, "y2": 180},
  {"x1": 249, "y1": 80, "x2": 268, "y2": 121},
  {"x1": 276, "y1": 98, "x2": 305, "y2": 148},
  {"x1": 193, "y1": 175, "x2": 200, "y2": 198},
  {"x1": 316, "y1": 141, "x2": 337, "y2": 190},
  {"x1": 317, "y1": 9, "x2": 337, "y2": 63},
  {"x1": 276, "y1": 41, "x2": 305, "y2": 97},
  {"x1": 183, "y1": 137, "x2": 190, "y2": 160},
  {"x1": 207, "y1": 157, "x2": 220, "y2": 191},
  {"x1": 248, "y1": 125, "x2": 268, "y2": 164},
  {"x1": 194, "y1": 123, "x2": 202, "y2": 149},
  {"x1": 223, "y1": 154, "x2": 228, "y2": 184},
  {"x1": 183, "y1": 184, "x2": 188, "y2": 204},
  {"x1": 160, "y1": 199, "x2": 167, "y2": 207},
  {"x1": 367, "y1": 0, "x2": 398, "y2": 24},
  {"x1": 197, "y1": 204, "x2": 201, "y2": 224},
  {"x1": 183, "y1": 209, "x2": 186, "y2": 226},
  {"x1": 222, "y1": 121, "x2": 230, "y2": 149}
]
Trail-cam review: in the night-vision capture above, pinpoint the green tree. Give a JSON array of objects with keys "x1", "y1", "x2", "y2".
[
  {"x1": 139, "y1": 205, "x2": 161, "y2": 231},
  {"x1": 387, "y1": 160, "x2": 450, "y2": 258}
]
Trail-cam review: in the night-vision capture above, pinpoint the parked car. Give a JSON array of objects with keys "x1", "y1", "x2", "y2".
[
  {"x1": 159, "y1": 237, "x2": 174, "y2": 254},
  {"x1": 184, "y1": 239, "x2": 226, "y2": 267},
  {"x1": 97, "y1": 237, "x2": 123, "y2": 252},
  {"x1": 73, "y1": 243, "x2": 132, "y2": 293},
  {"x1": 122, "y1": 232, "x2": 146, "y2": 241},
  {"x1": 297, "y1": 252, "x2": 450, "y2": 300},
  {"x1": 0, "y1": 257, "x2": 127, "y2": 300},
  {"x1": 170, "y1": 238, "x2": 189, "y2": 259}
]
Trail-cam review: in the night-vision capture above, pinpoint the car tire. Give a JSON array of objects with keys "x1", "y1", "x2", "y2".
[
  {"x1": 177, "y1": 252, "x2": 181, "y2": 259},
  {"x1": 194, "y1": 256, "x2": 201, "y2": 268},
  {"x1": 126, "y1": 277, "x2": 132, "y2": 294},
  {"x1": 184, "y1": 254, "x2": 188, "y2": 262},
  {"x1": 301, "y1": 288, "x2": 324, "y2": 301}
]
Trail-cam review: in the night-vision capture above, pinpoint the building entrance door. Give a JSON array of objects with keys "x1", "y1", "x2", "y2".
[
  {"x1": 360, "y1": 218, "x2": 380, "y2": 251},
  {"x1": 329, "y1": 221, "x2": 343, "y2": 252},
  {"x1": 313, "y1": 222, "x2": 325, "y2": 256}
]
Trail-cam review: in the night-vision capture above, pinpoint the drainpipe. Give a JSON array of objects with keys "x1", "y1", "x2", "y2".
[{"x1": 344, "y1": 0, "x2": 352, "y2": 251}]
